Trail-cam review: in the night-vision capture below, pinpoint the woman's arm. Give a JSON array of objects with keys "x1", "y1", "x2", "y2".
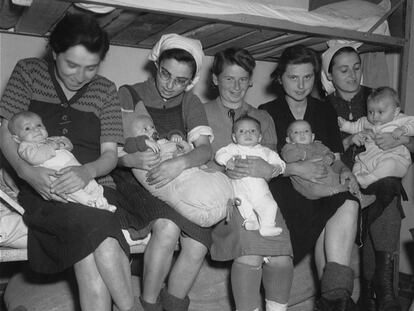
[
  {"x1": 50, "y1": 142, "x2": 118, "y2": 196},
  {"x1": 0, "y1": 119, "x2": 66, "y2": 202},
  {"x1": 374, "y1": 133, "x2": 414, "y2": 153}
]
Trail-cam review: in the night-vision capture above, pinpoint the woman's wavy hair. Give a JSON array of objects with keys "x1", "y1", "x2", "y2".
[{"x1": 49, "y1": 14, "x2": 109, "y2": 60}]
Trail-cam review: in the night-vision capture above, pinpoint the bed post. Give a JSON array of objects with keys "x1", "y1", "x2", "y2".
[{"x1": 400, "y1": 0, "x2": 414, "y2": 113}]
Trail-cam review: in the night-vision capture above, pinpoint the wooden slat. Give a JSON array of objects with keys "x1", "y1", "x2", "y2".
[
  {"x1": 111, "y1": 13, "x2": 180, "y2": 47},
  {"x1": 137, "y1": 18, "x2": 210, "y2": 47},
  {"x1": 15, "y1": 0, "x2": 71, "y2": 35}
]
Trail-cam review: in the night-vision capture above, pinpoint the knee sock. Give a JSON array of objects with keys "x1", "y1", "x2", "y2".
[
  {"x1": 160, "y1": 288, "x2": 190, "y2": 311},
  {"x1": 371, "y1": 202, "x2": 401, "y2": 252},
  {"x1": 262, "y1": 256, "x2": 293, "y2": 304},
  {"x1": 321, "y1": 262, "x2": 354, "y2": 300},
  {"x1": 265, "y1": 299, "x2": 288, "y2": 311},
  {"x1": 231, "y1": 261, "x2": 262, "y2": 311}
]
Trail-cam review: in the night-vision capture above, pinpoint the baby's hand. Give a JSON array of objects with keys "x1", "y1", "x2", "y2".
[
  {"x1": 170, "y1": 134, "x2": 183, "y2": 143},
  {"x1": 337, "y1": 116, "x2": 346, "y2": 128},
  {"x1": 351, "y1": 130, "x2": 372, "y2": 146},
  {"x1": 226, "y1": 158, "x2": 236, "y2": 170},
  {"x1": 391, "y1": 127, "x2": 406, "y2": 140},
  {"x1": 145, "y1": 140, "x2": 160, "y2": 154},
  {"x1": 49, "y1": 140, "x2": 61, "y2": 150}
]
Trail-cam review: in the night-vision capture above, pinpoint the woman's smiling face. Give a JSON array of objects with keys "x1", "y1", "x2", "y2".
[
  {"x1": 54, "y1": 45, "x2": 101, "y2": 92},
  {"x1": 155, "y1": 58, "x2": 193, "y2": 99},
  {"x1": 214, "y1": 64, "x2": 251, "y2": 107}
]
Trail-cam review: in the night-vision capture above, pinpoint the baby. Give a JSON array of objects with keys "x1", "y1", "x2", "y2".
[
  {"x1": 8, "y1": 111, "x2": 116, "y2": 212},
  {"x1": 215, "y1": 115, "x2": 284, "y2": 237},
  {"x1": 282, "y1": 120, "x2": 351, "y2": 199},
  {"x1": 123, "y1": 115, "x2": 233, "y2": 227},
  {"x1": 338, "y1": 87, "x2": 414, "y2": 188}
]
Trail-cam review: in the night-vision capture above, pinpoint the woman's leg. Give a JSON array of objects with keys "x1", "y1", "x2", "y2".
[
  {"x1": 142, "y1": 219, "x2": 181, "y2": 303},
  {"x1": 160, "y1": 235, "x2": 207, "y2": 311},
  {"x1": 262, "y1": 255, "x2": 293, "y2": 311},
  {"x1": 167, "y1": 234, "x2": 207, "y2": 298},
  {"x1": 74, "y1": 237, "x2": 135, "y2": 311},
  {"x1": 315, "y1": 200, "x2": 359, "y2": 310},
  {"x1": 232, "y1": 255, "x2": 263, "y2": 311}
]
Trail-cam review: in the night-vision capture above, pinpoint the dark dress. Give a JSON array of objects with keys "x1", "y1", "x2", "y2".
[
  {"x1": 260, "y1": 96, "x2": 358, "y2": 264},
  {"x1": 0, "y1": 58, "x2": 129, "y2": 273},
  {"x1": 113, "y1": 80, "x2": 212, "y2": 248}
]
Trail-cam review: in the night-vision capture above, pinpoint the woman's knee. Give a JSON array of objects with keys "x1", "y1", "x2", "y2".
[
  {"x1": 235, "y1": 255, "x2": 263, "y2": 267},
  {"x1": 179, "y1": 236, "x2": 207, "y2": 263},
  {"x1": 265, "y1": 255, "x2": 293, "y2": 269},
  {"x1": 151, "y1": 218, "x2": 180, "y2": 248}
]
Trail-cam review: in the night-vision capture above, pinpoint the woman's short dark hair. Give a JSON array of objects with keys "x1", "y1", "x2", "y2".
[
  {"x1": 212, "y1": 48, "x2": 256, "y2": 77},
  {"x1": 328, "y1": 46, "x2": 360, "y2": 74},
  {"x1": 271, "y1": 45, "x2": 320, "y2": 81},
  {"x1": 49, "y1": 14, "x2": 109, "y2": 60},
  {"x1": 158, "y1": 48, "x2": 197, "y2": 79}
]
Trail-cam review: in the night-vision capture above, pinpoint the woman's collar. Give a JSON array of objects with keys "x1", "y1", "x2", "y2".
[{"x1": 217, "y1": 96, "x2": 244, "y2": 110}]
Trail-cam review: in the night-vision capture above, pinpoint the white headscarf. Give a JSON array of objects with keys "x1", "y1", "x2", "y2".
[
  {"x1": 148, "y1": 33, "x2": 204, "y2": 91},
  {"x1": 321, "y1": 40, "x2": 362, "y2": 95}
]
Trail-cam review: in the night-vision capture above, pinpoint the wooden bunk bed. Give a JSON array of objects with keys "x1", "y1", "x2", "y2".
[
  {"x1": 1, "y1": 0, "x2": 414, "y2": 310},
  {"x1": 0, "y1": 0, "x2": 412, "y2": 105}
]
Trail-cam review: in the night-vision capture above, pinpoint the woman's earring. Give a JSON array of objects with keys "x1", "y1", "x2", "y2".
[{"x1": 249, "y1": 83, "x2": 253, "y2": 87}]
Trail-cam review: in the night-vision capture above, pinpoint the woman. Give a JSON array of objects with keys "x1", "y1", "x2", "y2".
[
  {"x1": 0, "y1": 14, "x2": 136, "y2": 311},
  {"x1": 260, "y1": 45, "x2": 360, "y2": 311},
  {"x1": 115, "y1": 34, "x2": 212, "y2": 311},
  {"x1": 322, "y1": 43, "x2": 413, "y2": 311},
  {"x1": 205, "y1": 47, "x2": 294, "y2": 311}
]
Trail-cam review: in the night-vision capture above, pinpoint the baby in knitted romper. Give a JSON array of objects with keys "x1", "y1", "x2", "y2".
[{"x1": 8, "y1": 111, "x2": 115, "y2": 212}]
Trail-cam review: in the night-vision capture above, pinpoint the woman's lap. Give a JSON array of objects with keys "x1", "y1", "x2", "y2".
[
  {"x1": 19, "y1": 184, "x2": 129, "y2": 274},
  {"x1": 112, "y1": 168, "x2": 212, "y2": 248},
  {"x1": 269, "y1": 177, "x2": 358, "y2": 264},
  {"x1": 210, "y1": 204, "x2": 292, "y2": 261}
]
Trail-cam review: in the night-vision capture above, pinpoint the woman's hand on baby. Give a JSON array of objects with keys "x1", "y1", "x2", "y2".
[
  {"x1": 145, "y1": 139, "x2": 161, "y2": 154},
  {"x1": 340, "y1": 170, "x2": 359, "y2": 195},
  {"x1": 127, "y1": 150, "x2": 161, "y2": 170},
  {"x1": 146, "y1": 157, "x2": 185, "y2": 188},
  {"x1": 293, "y1": 158, "x2": 328, "y2": 183},
  {"x1": 22, "y1": 166, "x2": 67, "y2": 202},
  {"x1": 170, "y1": 134, "x2": 183, "y2": 143},
  {"x1": 351, "y1": 132, "x2": 369, "y2": 146},
  {"x1": 374, "y1": 132, "x2": 407, "y2": 150},
  {"x1": 50, "y1": 165, "x2": 92, "y2": 197},
  {"x1": 337, "y1": 116, "x2": 346, "y2": 128}
]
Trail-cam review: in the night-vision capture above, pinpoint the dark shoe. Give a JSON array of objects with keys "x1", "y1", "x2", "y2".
[
  {"x1": 373, "y1": 251, "x2": 401, "y2": 311},
  {"x1": 357, "y1": 279, "x2": 376, "y2": 311}
]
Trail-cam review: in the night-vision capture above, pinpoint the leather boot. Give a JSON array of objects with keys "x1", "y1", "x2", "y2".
[
  {"x1": 373, "y1": 251, "x2": 401, "y2": 311},
  {"x1": 357, "y1": 278, "x2": 376, "y2": 311},
  {"x1": 314, "y1": 296, "x2": 357, "y2": 311}
]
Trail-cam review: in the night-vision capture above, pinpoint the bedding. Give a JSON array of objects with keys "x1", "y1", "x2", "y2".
[{"x1": 83, "y1": 0, "x2": 390, "y2": 34}]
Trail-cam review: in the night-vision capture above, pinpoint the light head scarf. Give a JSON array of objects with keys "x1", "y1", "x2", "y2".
[
  {"x1": 148, "y1": 33, "x2": 204, "y2": 91},
  {"x1": 321, "y1": 40, "x2": 362, "y2": 95}
]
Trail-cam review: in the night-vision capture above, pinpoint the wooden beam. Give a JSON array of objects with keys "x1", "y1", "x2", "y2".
[
  {"x1": 400, "y1": 0, "x2": 413, "y2": 112},
  {"x1": 15, "y1": 0, "x2": 71, "y2": 35}
]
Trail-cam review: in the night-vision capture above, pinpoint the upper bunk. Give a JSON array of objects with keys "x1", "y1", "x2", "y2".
[
  {"x1": 1, "y1": 0, "x2": 413, "y2": 106},
  {"x1": 0, "y1": 0, "x2": 409, "y2": 62}
]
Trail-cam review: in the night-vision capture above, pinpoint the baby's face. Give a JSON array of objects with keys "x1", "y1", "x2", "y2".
[
  {"x1": 14, "y1": 115, "x2": 48, "y2": 143},
  {"x1": 132, "y1": 116, "x2": 157, "y2": 139},
  {"x1": 288, "y1": 121, "x2": 313, "y2": 144},
  {"x1": 367, "y1": 97, "x2": 398, "y2": 126},
  {"x1": 232, "y1": 120, "x2": 261, "y2": 146}
]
